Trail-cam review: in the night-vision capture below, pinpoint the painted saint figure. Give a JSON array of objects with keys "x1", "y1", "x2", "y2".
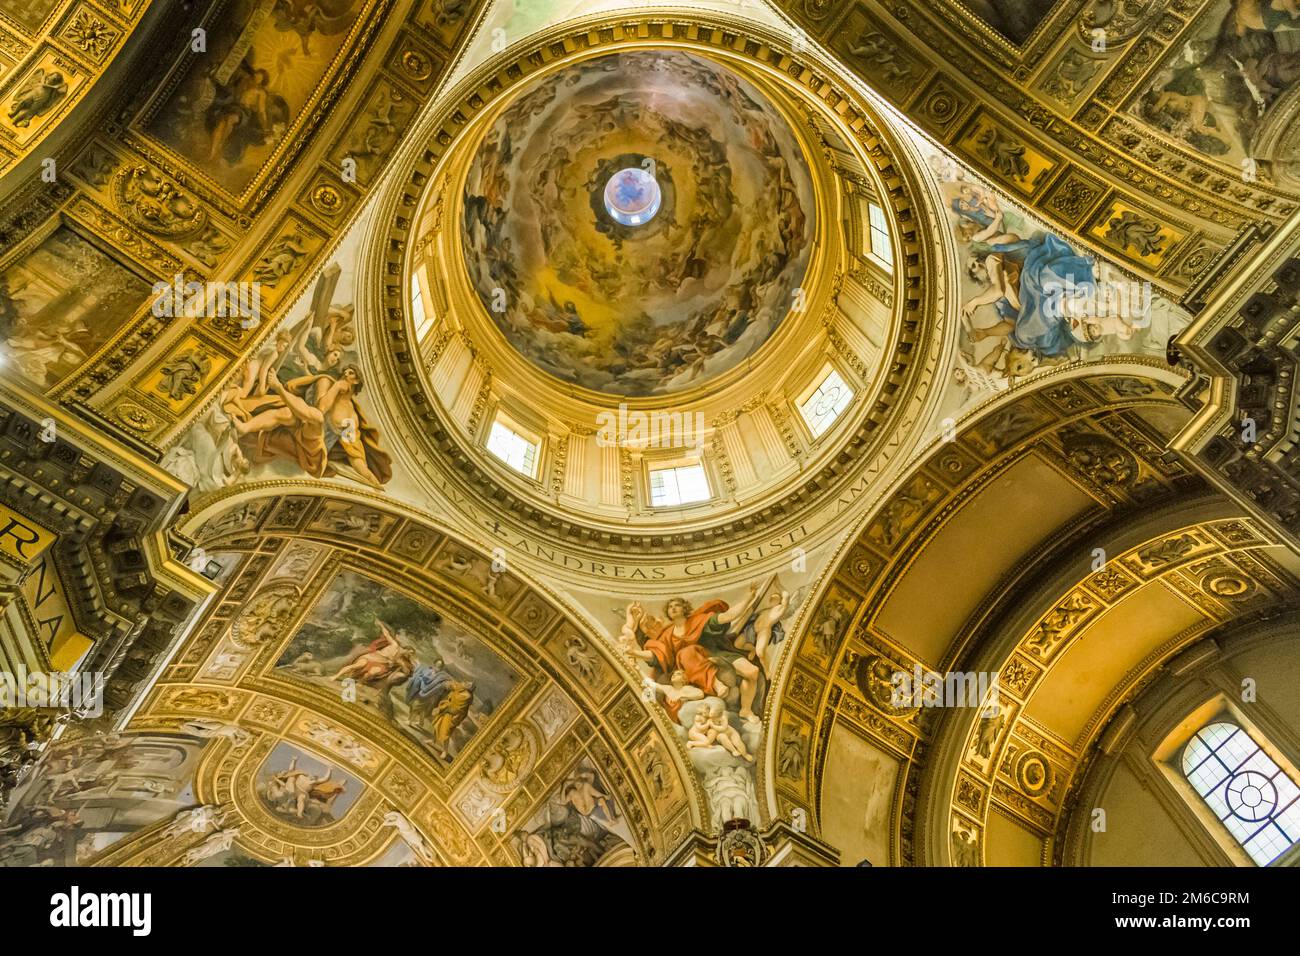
[
  {"x1": 203, "y1": 60, "x2": 289, "y2": 165},
  {"x1": 428, "y1": 680, "x2": 475, "y2": 751},
  {"x1": 229, "y1": 367, "x2": 392, "y2": 488},
  {"x1": 621, "y1": 580, "x2": 781, "y2": 721},
  {"x1": 961, "y1": 232, "x2": 1099, "y2": 360}
]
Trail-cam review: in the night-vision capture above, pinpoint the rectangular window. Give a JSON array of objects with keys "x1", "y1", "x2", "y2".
[
  {"x1": 648, "y1": 462, "x2": 711, "y2": 507},
  {"x1": 411, "y1": 272, "x2": 433, "y2": 341},
  {"x1": 868, "y1": 202, "x2": 893, "y2": 273},
  {"x1": 799, "y1": 366, "x2": 854, "y2": 438},
  {"x1": 486, "y1": 418, "x2": 540, "y2": 478}
]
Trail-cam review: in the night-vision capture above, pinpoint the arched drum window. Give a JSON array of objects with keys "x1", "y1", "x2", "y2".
[{"x1": 1181, "y1": 721, "x2": 1300, "y2": 865}]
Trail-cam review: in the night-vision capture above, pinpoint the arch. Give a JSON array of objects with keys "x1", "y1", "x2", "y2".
[
  {"x1": 764, "y1": 361, "x2": 1264, "y2": 865},
  {"x1": 914, "y1": 501, "x2": 1297, "y2": 866},
  {"x1": 8, "y1": 483, "x2": 708, "y2": 867},
  {"x1": 1059, "y1": 616, "x2": 1300, "y2": 867}
]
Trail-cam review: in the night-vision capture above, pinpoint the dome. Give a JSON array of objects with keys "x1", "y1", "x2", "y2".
[
  {"x1": 393, "y1": 28, "x2": 927, "y2": 546},
  {"x1": 459, "y1": 50, "x2": 817, "y2": 397}
]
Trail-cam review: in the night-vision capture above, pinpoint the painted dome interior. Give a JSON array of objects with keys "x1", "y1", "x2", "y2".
[{"x1": 459, "y1": 49, "x2": 816, "y2": 397}]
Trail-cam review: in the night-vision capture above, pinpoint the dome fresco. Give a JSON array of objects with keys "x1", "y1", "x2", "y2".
[{"x1": 460, "y1": 50, "x2": 816, "y2": 397}]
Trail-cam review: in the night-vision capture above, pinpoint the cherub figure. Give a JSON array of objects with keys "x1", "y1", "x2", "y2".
[
  {"x1": 8, "y1": 69, "x2": 67, "y2": 128},
  {"x1": 747, "y1": 590, "x2": 790, "y2": 670},
  {"x1": 178, "y1": 717, "x2": 251, "y2": 747},
  {"x1": 180, "y1": 827, "x2": 240, "y2": 866},
  {"x1": 560, "y1": 768, "x2": 618, "y2": 822},
  {"x1": 687, "y1": 709, "x2": 716, "y2": 750},
  {"x1": 706, "y1": 700, "x2": 754, "y2": 763}
]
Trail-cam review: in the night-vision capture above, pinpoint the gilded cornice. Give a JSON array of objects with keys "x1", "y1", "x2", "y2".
[
  {"x1": 1170, "y1": 214, "x2": 1300, "y2": 547},
  {"x1": 0, "y1": 378, "x2": 215, "y2": 725}
]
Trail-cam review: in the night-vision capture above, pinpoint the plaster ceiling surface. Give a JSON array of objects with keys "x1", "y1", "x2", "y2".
[{"x1": 459, "y1": 49, "x2": 817, "y2": 397}]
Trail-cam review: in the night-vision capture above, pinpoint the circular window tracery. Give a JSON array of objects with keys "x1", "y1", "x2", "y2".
[{"x1": 1226, "y1": 770, "x2": 1278, "y2": 822}]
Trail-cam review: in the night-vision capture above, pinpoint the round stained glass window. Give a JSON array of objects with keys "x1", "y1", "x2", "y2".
[
  {"x1": 1225, "y1": 770, "x2": 1277, "y2": 822},
  {"x1": 603, "y1": 166, "x2": 662, "y2": 227}
]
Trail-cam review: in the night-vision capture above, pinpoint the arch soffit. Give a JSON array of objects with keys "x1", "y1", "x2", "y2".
[
  {"x1": 765, "y1": 361, "x2": 1214, "y2": 850},
  {"x1": 1057, "y1": 617, "x2": 1300, "y2": 867},
  {"x1": 104, "y1": 482, "x2": 713, "y2": 866}
]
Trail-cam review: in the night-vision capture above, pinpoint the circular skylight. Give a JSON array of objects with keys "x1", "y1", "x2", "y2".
[{"x1": 603, "y1": 166, "x2": 662, "y2": 227}]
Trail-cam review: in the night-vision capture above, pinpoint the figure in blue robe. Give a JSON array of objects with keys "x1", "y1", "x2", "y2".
[
  {"x1": 969, "y1": 232, "x2": 1097, "y2": 359},
  {"x1": 406, "y1": 660, "x2": 455, "y2": 729}
]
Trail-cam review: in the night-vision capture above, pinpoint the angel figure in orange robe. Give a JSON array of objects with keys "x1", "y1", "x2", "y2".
[{"x1": 620, "y1": 587, "x2": 764, "y2": 719}]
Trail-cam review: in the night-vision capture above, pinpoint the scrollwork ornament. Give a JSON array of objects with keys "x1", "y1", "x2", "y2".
[
  {"x1": 230, "y1": 582, "x2": 301, "y2": 649},
  {"x1": 115, "y1": 402, "x2": 158, "y2": 433},
  {"x1": 1063, "y1": 436, "x2": 1138, "y2": 488},
  {"x1": 478, "y1": 723, "x2": 538, "y2": 793},
  {"x1": 1079, "y1": 0, "x2": 1157, "y2": 45},
  {"x1": 856, "y1": 654, "x2": 921, "y2": 719},
  {"x1": 113, "y1": 165, "x2": 208, "y2": 240},
  {"x1": 1014, "y1": 750, "x2": 1053, "y2": 798},
  {"x1": 802, "y1": 0, "x2": 835, "y2": 21},
  {"x1": 311, "y1": 184, "x2": 344, "y2": 217}
]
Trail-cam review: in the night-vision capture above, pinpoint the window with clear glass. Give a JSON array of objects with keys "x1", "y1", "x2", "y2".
[
  {"x1": 1181, "y1": 720, "x2": 1300, "y2": 865},
  {"x1": 411, "y1": 272, "x2": 433, "y2": 341},
  {"x1": 799, "y1": 367, "x2": 854, "y2": 438},
  {"x1": 486, "y1": 418, "x2": 539, "y2": 478},
  {"x1": 648, "y1": 463, "x2": 710, "y2": 507},
  {"x1": 868, "y1": 202, "x2": 893, "y2": 272}
]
